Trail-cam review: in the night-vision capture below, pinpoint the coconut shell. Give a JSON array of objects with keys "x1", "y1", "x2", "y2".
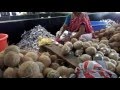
[
  {"x1": 4, "y1": 45, "x2": 20, "y2": 54},
  {"x1": 106, "y1": 62, "x2": 116, "y2": 72},
  {"x1": 71, "y1": 38, "x2": 78, "y2": 44},
  {"x1": 73, "y1": 41, "x2": 83, "y2": 50},
  {"x1": 43, "y1": 68, "x2": 53, "y2": 77},
  {"x1": 57, "y1": 66, "x2": 69, "y2": 77},
  {"x1": 47, "y1": 70, "x2": 60, "y2": 78},
  {"x1": 4, "y1": 51, "x2": 20, "y2": 67},
  {"x1": 50, "y1": 55, "x2": 57, "y2": 63},
  {"x1": 108, "y1": 52, "x2": 118, "y2": 61},
  {"x1": 78, "y1": 54, "x2": 92, "y2": 63},
  {"x1": 25, "y1": 52, "x2": 38, "y2": 61},
  {"x1": 85, "y1": 47, "x2": 97, "y2": 56},
  {"x1": 38, "y1": 55, "x2": 51, "y2": 67},
  {"x1": 61, "y1": 45, "x2": 71, "y2": 56},
  {"x1": 18, "y1": 61, "x2": 40, "y2": 78},
  {"x1": 35, "y1": 62, "x2": 45, "y2": 73},
  {"x1": 3, "y1": 67, "x2": 18, "y2": 78},
  {"x1": 82, "y1": 42, "x2": 91, "y2": 49},
  {"x1": 50, "y1": 63, "x2": 60, "y2": 70},
  {"x1": 64, "y1": 41, "x2": 73, "y2": 50}
]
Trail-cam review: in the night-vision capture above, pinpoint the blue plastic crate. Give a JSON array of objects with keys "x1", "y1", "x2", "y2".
[{"x1": 91, "y1": 21, "x2": 107, "y2": 31}]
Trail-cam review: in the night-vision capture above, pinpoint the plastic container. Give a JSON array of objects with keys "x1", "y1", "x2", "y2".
[
  {"x1": 0, "y1": 33, "x2": 8, "y2": 52},
  {"x1": 91, "y1": 21, "x2": 107, "y2": 31}
]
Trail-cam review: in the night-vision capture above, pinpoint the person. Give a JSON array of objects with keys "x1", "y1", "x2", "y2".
[{"x1": 56, "y1": 12, "x2": 96, "y2": 43}]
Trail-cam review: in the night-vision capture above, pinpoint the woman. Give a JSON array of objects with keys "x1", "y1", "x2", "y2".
[{"x1": 56, "y1": 12, "x2": 95, "y2": 43}]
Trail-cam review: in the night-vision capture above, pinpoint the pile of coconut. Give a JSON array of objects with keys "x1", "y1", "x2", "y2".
[
  {"x1": 0, "y1": 45, "x2": 75, "y2": 78},
  {"x1": 58, "y1": 37, "x2": 120, "y2": 76}
]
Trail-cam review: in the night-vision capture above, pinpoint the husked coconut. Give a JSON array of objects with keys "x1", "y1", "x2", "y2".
[
  {"x1": 85, "y1": 46, "x2": 97, "y2": 56},
  {"x1": 116, "y1": 64, "x2": 120, "y2": 74},
  {"x1": 75, "y1": 49, "x2": 84, "y2": 57},
  {"x1": 71, "y1": 38, "x2": 78, "y2": 44},
  {"x1": 110, "y1": 59, "x2": 117, "y2": 66},
  {"x1": 47, "y1": 70, "x2": 60, "y2": 78},
  {"x1": 108, "y1": 52, "x2": 119, "y2": 61},
  {"x1": 101, "y1": 37, "x2": 108, "y2": 40},
  {"x1": 18, "y1": 61, "x2": 40, "y2": 78},
  {"x1": 0, "y1": 53, "x2": 4, "y2": 68},
  {"x1": 104, "y1": 56, "x2": 111, "y2": 62},
  {"x1": 106, "y1": 62, "x2": 116, "y2": 72},
  {"x1": 3, "y1": 67, "x2": 18, "y2": 78},
  {"x1": 99, "y1": 43, "x2": 107, "y2": 48},
  {"x1": 20, "y1": 56, "x2": 33, "y2": 64},
  {"x1": 87, "y1": 41, "x2": 93, "y2": 45},
  {"x1": 61, "y1": 45, "x2": 71, "y2": 56},
  {"x1": 64, "y1": 41, "x2": 73, "y2": 50},
  {"x1": 100, "y1": 40, "x2": 109, "y2": 46},
  {"x1": 50, "y1": 63, "x2": 60, "y2": 70},
  {"x1": 78, "y1": 54, "x2": 92, "y2": 63},
  {"x1": 73, "y1": 41, "x2": 83, "y2": 50},
  {"x1": 25, "y1": 52, "x2": 38, "y2": 61},
  {"x1": 38, "y1": 55, "x2": 51, "y2": 67},
  {"x1": 35, "y1": 62, "x2": 45, "y2": 73},
  {"x1": 82, "y1": 42, "x2": 91, "y2": 49},
  {"x1": 92, "y1": 39, "x2": 99, "y2": 43},
  {"x1": 4, "y1": 51, "x2": 20, "y2": 67},
  {"x1": 110, "y1": 49, "x2": 117, "y2": 53},
  {"x1": 68, "y1": 68, "x2": 74, "y2": 75},
  {"x1": 99, "y1": 47, "x2": 110, "y2": 56},
  {"x1": 43, "y1": 68, "x2": 53, "y2": 77},
  {"x1": 97, "y1": 51, "x2": 104, "y2": 56},
  {"x1": 50, "y1": 55, "x2": 57, "y2": 63},
  {"x1": 57, "y1": 66, "x2": 69, "y2": 77},
  {"x1": 92, "y1": 43, "x2": 99, "y2": 50},
  {"x1": 41, "y1": 52, "x2": 50, "y2": 57},
  {"x1": 30, "y1": 73, "x2": 44, "y2": 78},
  {"x1": 4, "y1": 45, "x2": 20, "y2": 54},
  {"x1": 20, "y1": 49, "x2": 28, "y2": 55}
]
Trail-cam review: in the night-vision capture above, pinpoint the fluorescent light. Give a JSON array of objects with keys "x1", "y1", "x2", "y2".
[{"x1": 115, "y1": 12, "x2": 120, "y2": 14}]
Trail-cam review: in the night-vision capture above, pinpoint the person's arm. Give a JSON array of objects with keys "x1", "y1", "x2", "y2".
[{"x1": 70, "y1": 24, "x2": 85, "y2": 39}]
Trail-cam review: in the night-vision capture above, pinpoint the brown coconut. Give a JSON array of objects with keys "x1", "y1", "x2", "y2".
[
  {"x1": 20, "y1": 56, "x2": 33, "y2": 64},
  {"x1": 4, "y1": 51, "x2": 20, "y2": 67},
  {"x1": 92, "y1": 43, "x2": 99, "y2": 50},
  {"x1": 106, "y1": 62, "x2": 116, "y2": 72},
  {"x1": 35, "y1": 61, "x2": 45, "y2": 73},
  {"x1": 71, "y1": 38, "x2": 78, "y2": 44},
  {"x1": 38, "y1": 55, "x2": 51, "y2": 67},
  {"x1": 61, "y1": 45, "x2": 71, "y2": 56},
  {"x1": 97, "y1": 51, "x2": 104, "y2": 56},
  {"x1": 108, "y1": 52, "x2": 119, "y2": 61},
  {"x1": 68, "y1": 68, "x2": 74, "y2": 75},
  {"x1": 116, "y1": 64, "x2": 120, "y2": 74},
  {"x1": 99, "y1": 43, "x2": 107, "y2": 48},
  {"x1": 103, "y1": 56, "x2": 111, "y2": 62},
  {"x1": 43, "y1": 68, "x2": 53, "y2": 77},
  {"x1": 3, "y1": 67, "x2": 18, "y2": 78},
  {"x1": 4, "y1": 45, "x2": 20, "y2": 54},
  {"x1": 85, "y1": 46, "x2": 97, "y2": 56},
  {"x1": 47, "y1": 70, "x2": 60, "y2": 78},
  {"x1": 50, "y1": 55, "x2": 58, "y2": 63},
  {"x1": 25, "y1": 52, "x2": 38, "y2": 61},
  {"x1": 64, "y1": 41, "x2": 73, "y2": 50},
  {"x1": 41, "y1": 52, "x2": 50, "y2": 57},
  {"x1": 20, "y1": 49, "x2": 28, "y2": 55},
  {"x1": 73, "y1": 41, "x2": 83, "y2": 50},
  {"x1": 78, "y1": 54, "x2": 92, "y2": 63},
  {"x1": 50, "y1": 63, "x2": 60, "y2": 70},
  {"x1": 100, "y1": 40, "x2": 109, "y2": 46},
  {"x1": 0, "y1": 53, "x2": 4, "y2": 68},
  {"x1": 92, "y1": 39, "x2": 99, "y2": 43},
  {"x1": 57, "y1": 66, "x2": 69, "y2": 77},
  {"x1": 18, "y1": 61, "x2": 40, "y2": 78},
  {"x1": 82, "y1": 42, "x2": 91, "y2": 49},
  {"x1": 30, "y1": 73, "x2": 44, "y2": 78},
  {"x1": 99, "y1": 47, "x2": 110, "y2": 56},
  {"x1": 110, "y1": 59, "x2": 117, "y2": 66},
  {"x1": 101, "y1": 37, "x2": 108, "y2": 40},
  {"x1": 75, "y1": 49, "x2": 84, "y2": 57}
]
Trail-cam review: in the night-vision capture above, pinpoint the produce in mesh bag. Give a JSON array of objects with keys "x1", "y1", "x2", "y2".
[
  {"x1": 47, "y1": 70, "x2": 60, "y2": 78},
  {"x1": 4, "y1": 51, "x2": 20, "y2": 67},
  {"x1": 25, "y1": 52, "x2": 38, "y2": 61},
  {"x1": 38, "y1": 55, "x2": 51, "y2": 67},
  {"x1": 3, "y1": 67, "x2": 18, "y2": 78},
  {"x1": 18, "y1": 61, "x2": 40, "y2": 78},
  {"x1": 85, "y1": 46, "x2": 97, "y2": 56},
  {"x1": 73, "y1": 41, "x2": 83, "y2": 50}
]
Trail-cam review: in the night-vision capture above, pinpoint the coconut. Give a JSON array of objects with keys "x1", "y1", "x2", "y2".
[
  {"x1": 3, "y1": 67, "x2": 18, "y2": 78},
  {"x1": 50, "y1": 55, "x2": 57, "y2": 63},
  {"x1": 106, "y1": 62, "x2": 116, "y2": 72},
  {"x1": 20, "y1": 56, "x2": 33, "y2": 64},
  {"x1": 47, "y1": 70, "x2": 60, "y2": 78},
  {"x1": 30, "y1": 73, "x2": 44, "y2": 78},
  {"x1": 97, "y1": 51, "x2": 104, "y2": 56},
  {"x1": 64, "y1": 41, "x2": 73, "y2": 50},
  {"x1": 103, "y1": 56, "x2": 111, "y2": 62},
  {"x1": 82, "y1": 42, "x2": 91, "y2": 49},
  {"x1": 101, "y1": 37, "x2": 108, "y2": 40},
  {"x1": 110, "y1": 49, "x2": 117, "y2": 53},
  {"x1": 92, "y1": 43, "x2": 99, "y2": 50},
  {"x1": 78, "y1": 54, "x2": 92, "y2": 63},
  {"x1": 50, "y1": 63, "x2": 60, "y2": 70},
  {"x1": 73, "y1": 41, "x2": 83, "y2": 50},
  {"x1": 4, "y1": 45, "x2": 20, "y2": 54},
  {"x1": 18, "y1": 61, "x2": 40, "y2": 78},
  {"x1": 75, "y1": 49, "x2": 84, "y2": 57},
  {"x1": 20, "y1": 49, "x2": 28, "y2": 55},
  {"x1": 61, "y1": 45, "x2": 71, "y2": 56},
  {"x1": 111, "y1": 59, "x2": 117, "y2": 66},
  {"x1": 4, "y1": 51, "x2": 20, "y2": 67},
  {"x1": 41, "y1": 52, "x2": 50, "y2": 57},
  {"x1": 87, "y1": 41, "x2": 93, "y2": 45},
  {"x1": 35, "y1": 62, "x2": 45, "y2": 73},
  {"x1": 57, "y1": 66, "x2": 69, "y2": 77},
  {"x1": 68, "y1": 68, "x2": 74, "y2": 75},
  {"x1": 92, "y1": 39, "x2": 99, "y2": 43},
  {"x1": 38, "y1": 55, "x2": 51, "y2": 67},
  {"x1": 85, "y1": 47, "x2": 97, "y2": 56},
  {"x1": 116, "y1": 64, "x2": 120, "y2": 74},
  {"x1": 25, "y1": 52, "x2": 38, "y2": 61},
  {"x1": 71, "y1": 38, "x2": 78, "y2": 44},
  {"x1": 43, "y1": 68, "x2": 53, "y2": 77},
  {"x1": 100, "y1": 40, "x2": 109, "y2": 46},
  {"x1": 99, "y1": 47, "x2": 110, "y2": 56},
  {"x1": 99, "y1": 43, "x2": 107, "y2": 48},
  {"x1": 0, "y1": 53, "x2": 4, "y2": 68},
  {"x1": 108, "y1": 52, "x2": 119, "y2": 61}
]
